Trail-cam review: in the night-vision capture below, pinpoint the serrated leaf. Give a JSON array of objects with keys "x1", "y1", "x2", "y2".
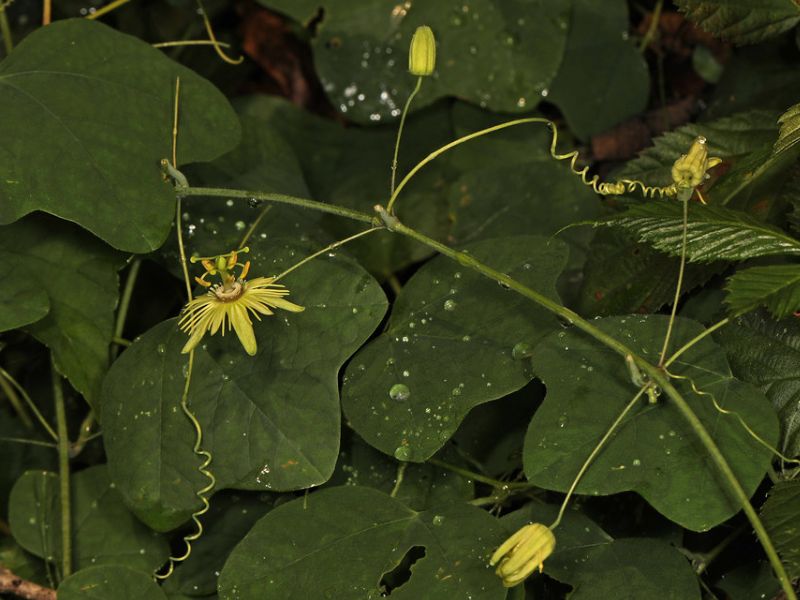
[
  {"x1": 761, "y1": 479, "x2": 800, "y2": 580},
  {"x1": 725, "y1": 264, "x2": 800, "y2": 317},
  {"x1": 218, "y1": 486, "x2": 507, "y2": 600},
  {"x1": 260, "y1": 0, "x2": 570, "y2": 124},
  {"x1": 716, "y1": 311, "x2": 800, "y2": 457},
  {"x1": 342, "y1": 235, "x2": 567, "y2": 463},
  {"x1": 596, "y1": 201, "x2": 800, "y2": 263},
  {"x1": 547, "y1": 0, "x2": 649, "y2": 138},
  {"x1": 8, "y1": 466, "x2": 168, "y2": 572},
  {"x1": 58, "y1": 565, "x2": 167, "y2": 600},
  {"x1": 524, "y1": 315, "x2": 778, "y2": 531},
  {"x1": 0, "y1": 215, "x2": 124, "y2": 407},
  {"x1": 0, "y1": 19, "x2": 240, "y2": 253},
  {"x1": 102, "y1": 237, "x2": 387, "y2": 531},
  {"x1": 617, "y1": 110, "x2": 778, "y2": 187},
  {"x1": 576, "y1": 228, "x2": 724, "y2": 317},
  {"x1": 675, "y1": 0, "x2": 800, "y2": 45},
  {"x1": 775, "y1": 102, "x2": 800, "y2": 155}
]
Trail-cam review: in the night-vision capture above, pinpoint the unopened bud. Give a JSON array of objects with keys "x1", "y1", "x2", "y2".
[
  {"x1": 490, "y1": 523, "x2": 556, "y2": 587},
  {"x1": 409, "y1": 25, "x2": 436, "y2": 76},
  {"x1": 671, "y1": 136, "x2": 722, "y2": 189}
]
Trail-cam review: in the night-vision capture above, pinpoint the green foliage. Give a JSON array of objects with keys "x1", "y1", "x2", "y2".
[
  {"x1": 716, "y1": 312, "x2": 800, "y2": 457},
  {"x1": 0, "y1": 19, "x2": 240, "y2": 253},
  {"x1": 0, "y1": 215, "x2": 124, "y2": 406},
  {"x1": 218, "y1": 486, "x2": 507, "y2": 599},
  {"x1": 102, "y1": 238, "x2": 386, "y2": 530},
  {"x1": 58, "y1": 565, "x2": 168, "y2": 600},
  {"x1": 675, "y1": 0, "x2": 800, "y2": 45},
  {"x1": 595, "y1": 201, "x2": 800, "y2": 263},
  {"x1": 8, "y1": 466, "x2": 168, "y2": 572},
  {"x1": 725, "y1": 264, "x2": 800, "y2": 317},
  {"x1": 4, "y1": 3, "x2": 800, "y2": 599},
  {"x1": 761, "y1": 479, "x2": 800, "y2": 580},
  {"x1": 524, "y1": 315, "x2": 778, "y2": 531},
  {"x1": 342, "y1": 236, "x2": 567, "y2": 462}
]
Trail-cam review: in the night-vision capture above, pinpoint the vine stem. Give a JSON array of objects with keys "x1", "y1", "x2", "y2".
[
  {"x1": 0, "y1": 6, "x2": 12, "y2": 55},
  {"x1": 664, "y1": 317, "x2": 730, "y2": 369},
  {"x1": 390, "y1": 76, "x2": 423, "y2": 195},
  {"x1": 112, "y1": 259, "x2": 141, "y2": 357},
  {"x1": 168, "y1": 185, "x2": 796, "y2": 599},
  {"x1": 550, "y1": 387, "x2": 647, "y2": 530},
  {"x1": 86, "y1": 0, "x2": 130, "y2": 20},
  {"x1": 659, "y1": 195, "x2": 690, "y2": 365},
  {"x1": 428, "y1": 458, "x2": 533, "y2": 490},
  {"x1": 377, "y1": 208, "x2": 796, "y2": 600},
  {"x1": 389, "y1": 463, "x2": 407, "y2": 498},
  {"x1": 0, "y1": 372, "x2": 33, "y2": 429},
  {"x1": 51, "y1": 359, "x2": 71, "y2": 579},
  {"x1": 386, "y1": 117, "x2": 549, "y2": 214},
  {"x1": 177, "y1": 187, "x2": 376, "y2": 225},
  {"x1": 0, "y1": 368, "x2": 58, "y2": 442}
]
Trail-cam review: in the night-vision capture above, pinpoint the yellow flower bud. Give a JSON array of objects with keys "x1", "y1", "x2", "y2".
[
  {"x1": 670, "y1": 136, "x2": 723, "y2": 189},
  {"x1": 408, "y1": 25, "x2": 436, "y2": 76},
  {"x1": 489, "y1": 523, "x2": 556, "y2": 588}
]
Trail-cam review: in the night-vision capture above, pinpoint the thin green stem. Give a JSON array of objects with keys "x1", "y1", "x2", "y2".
[
  {"x1": 379, "y1": 208, "x2": 796, "y2": 599},
  {"x1": 550, "y1": 387, "x2": 647, "y2": 530},
  {"x1": 0, "y1": 7, "x2": 13, "y2": 57},
  {"x1": 390, "y1": 462, "x2": 407, "y2": 498},
  {"x1": 176, "y1": 197, "x2": 192, "y2": 301},
  {"x1": 69, "y1": 412, "x2": 96, "y2": 458},
  {"x1": 428, "y1": 458, "x2": 532, "y2": 490},
  {"x1": 644, "y1": 367, "x2": 795, "y2": 599},
  {"x1": 664, "y1": 317, "x2": 730, "y2": 369},
  {"x1": 112, "y1": 259, "x2": 141, "y2": 357},
  {"x1": 0, "y1": 367, "x2": 58, "y2": 442},
  {"x1": 238, "y1": 205, "x2": 272, "y2": 248},
  {"x1": 659, "y1": 197, "x2": 689, "y2": 366},
  {"x1": 177, "y1": 187, "x2": 376, "y2": 226},
  {"x1": 386, "y1": 117, "x2": 550, "y2": 214},
  {"x1": 272, "y1": 227, "x2": 382, "y2": 284},
  {"x1": 112, "y1": 336, "x2": 131, "y2": 347},
  {"x1": 0, "y1": 436, "x2": 57, "y2": 448},
  {"x1": 638, "y1": 0, "x2": 663, "y2": 52},
  {"x1": 0, "y1": 373, "x2": 33, "y2": 429},
  {"x1": 695, "y1": 523, "x2": 747, "y2": 575},
  {"x1": 51, "y1": 360, "x2": 71, "y2": 579},
  {"x1": 390, "y1": 76, "x2": 423, "y2": 195}
]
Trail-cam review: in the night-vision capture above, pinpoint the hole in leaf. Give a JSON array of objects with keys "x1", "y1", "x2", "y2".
[{"x1": 379, "y1": 545, "x2": 427, "y2": 595}]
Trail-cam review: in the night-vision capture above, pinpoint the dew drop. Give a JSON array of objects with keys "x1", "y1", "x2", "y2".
[
  {"x1": 512, "y1": 342, "x2": 532, "y2": 360},
  {"x1": 156, "y1": 344, "x2": 166, "y2": 355},
  {"x1": 432, "y1": 515, "x2": 445, "y2": 526},
  {"x1": 394, "y1": 446, "x2": 412, "y2": 461},
  {"x1": 557, "y1": 414, "x2": 568, "y2": 428},
  {"x1": 443, "y1": 299, "x2": 457, "y2": 311},
  {"x1": 632, "y1": 458, "x2": 642, "y2": 467},
  {"x1": 389, "y1": 383, "x2": 411, "y2": 401}
]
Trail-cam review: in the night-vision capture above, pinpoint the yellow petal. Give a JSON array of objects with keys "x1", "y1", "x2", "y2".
[{"x1": 230, "y1": 303, "x2": 257, "y2": 356}]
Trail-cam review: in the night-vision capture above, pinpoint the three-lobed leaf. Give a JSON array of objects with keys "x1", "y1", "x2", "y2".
[
  {"x1": 342, "y1": 235, "x2": 568, "y2": 462},
  {"x1": 524, "y1": 315, "x2": 778, "y2": 531},
  {"x1": 102, "y1": 236, "x2": 387, "y2": 531},
  {"x1": 0, "y1": 19, "x2": 240, "y2": 253},
  {"x1": 219, "y1": 486, "x2": 507, "y2": 600}
]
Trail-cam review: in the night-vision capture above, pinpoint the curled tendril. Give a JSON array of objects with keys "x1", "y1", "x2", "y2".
[
  {"x1": 154, "y1": 352, "x2": 216, "y2": 580},
  {"x1": 663, "y1": 367, "x2": 800, "y2": 466},
  {"x1": 544, "y1": 122, "x2": 676, "y2": 199}
]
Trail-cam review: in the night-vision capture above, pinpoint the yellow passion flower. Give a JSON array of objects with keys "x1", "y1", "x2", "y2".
[
  {"x1": 490, "y1": 523, "x2": 556, "y2": 587},
  {"x1": 179, "y1": 250, "x2": 304, "y2": 356}
]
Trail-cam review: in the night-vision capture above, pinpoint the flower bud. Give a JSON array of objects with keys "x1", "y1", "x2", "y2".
[
  {"x1": 671, "y1": 136, "x2": 722, "y2": 189},
  {"x1": 408, "y1": 25, "x2": 436, "y2": 76},
  {"x1": 490, "y1": 523, "x2": 556, "y2": 588}
]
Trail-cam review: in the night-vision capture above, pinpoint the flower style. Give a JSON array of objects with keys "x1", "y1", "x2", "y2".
[
  {"x1": 179, "y1": 249, "x2": 304, "y2": 356},
  {"x1": 489, "y1": 523, "x2": 556, "y2": 588}
]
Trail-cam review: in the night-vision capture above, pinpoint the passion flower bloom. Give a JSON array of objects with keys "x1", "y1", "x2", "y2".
[
  {"x1": 490, "y1": 523, "x2": 556, "y2": 587},
  {"x1": 179, "y1": 250, "x2": 304, "y2": 356}
]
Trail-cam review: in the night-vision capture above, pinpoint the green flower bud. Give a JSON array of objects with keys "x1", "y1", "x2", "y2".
[
  {"x1": 671, "y1": 136, "x2": 723, "y2": 189},
  {"x1": 408, "y1": 25, "x2": 436, "y2": 76},
  {"x1": 490, "y1": 523, "x2": 556, "y2": 587}
]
